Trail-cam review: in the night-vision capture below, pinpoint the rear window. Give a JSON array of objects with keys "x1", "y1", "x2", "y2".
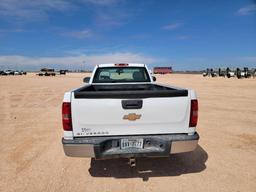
[{"x1": 93, "y1": 67, "x2": 150, "y2": 83}]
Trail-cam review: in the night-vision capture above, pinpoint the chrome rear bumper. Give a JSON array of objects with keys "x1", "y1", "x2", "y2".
[{"x1": 62, "y1": 132, "x2": 199, "y2": 159}]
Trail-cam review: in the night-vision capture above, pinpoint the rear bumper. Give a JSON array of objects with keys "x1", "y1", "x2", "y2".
[{"x1": 62, "y1": 132, "x2": 199, "y2": 159}]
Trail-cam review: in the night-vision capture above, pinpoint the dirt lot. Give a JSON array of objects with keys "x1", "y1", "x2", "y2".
[{"x1": 0, "y1": 73, "x2": 255, "y2": 192}]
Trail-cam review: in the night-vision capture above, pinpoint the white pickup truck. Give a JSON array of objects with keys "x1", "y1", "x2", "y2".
[{"x1": 62, "y1": 63, "x2": 199, "y2": 161}]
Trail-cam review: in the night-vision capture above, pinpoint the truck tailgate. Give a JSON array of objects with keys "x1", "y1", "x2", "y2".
[{"x1": 71, "y1": 93, "x2": 191, "y2": 137}]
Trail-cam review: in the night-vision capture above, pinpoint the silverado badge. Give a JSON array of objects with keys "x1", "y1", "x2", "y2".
[{"x1": 123, "y1": 113, "x2": 141, "y2": 121}]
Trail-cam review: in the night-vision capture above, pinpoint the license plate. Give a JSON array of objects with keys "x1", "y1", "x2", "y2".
[{"x1": 120, "y1": 138, "x2": 144, "y2": 149}]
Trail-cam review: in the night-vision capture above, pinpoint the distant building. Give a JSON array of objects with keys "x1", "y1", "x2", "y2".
[{"x1": 153, "y1": 66, "x2": 172, "y2": 74}]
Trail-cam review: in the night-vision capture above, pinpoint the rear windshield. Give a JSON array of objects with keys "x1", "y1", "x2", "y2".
[{"x1": 93, "y1": 67, "x2": 150, "y2": 83}]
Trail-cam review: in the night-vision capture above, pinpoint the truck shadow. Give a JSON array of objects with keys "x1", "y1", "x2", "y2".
[{"x1": 88, "y1": 145, "x2": 208, "y2": 181}]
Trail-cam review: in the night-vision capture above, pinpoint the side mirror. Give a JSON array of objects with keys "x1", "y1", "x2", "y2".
[
  {"x1": 152, "y1": 76, "x2": 156, "y2": 82},
  {"x1": 83, "y1": 77, "x2": 90, "y2": 83}
]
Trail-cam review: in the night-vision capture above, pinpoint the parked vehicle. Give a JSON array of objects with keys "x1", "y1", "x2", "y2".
[
  {"x1": 153, "y1": 66, "x2": 172, "y2": 74},
  {"x1": 59, "y1": 70, "x2": 67, "y2": 75},
  {"x1": 202, "y1": 68, "x2": 209, "y2": 77},
  {"x1": 226, "y1": 67, "x2": 235, "y2": 78},
  {"x1": 4, "y1": 70, "x2": 14, "y2": 75},
  {"x1": 37, "y1": 68, "x2": 56, "y2": 76},
  {"x1": 210, "y1": 68, "x2": 217, "y2": 77},
  {"x1": 243, "y1": 67, "x2": 251, "y2": 78},
  {"x1": 218, "y1": 68, "x2": 226, "y2": 77},
  {"x1": 62, "y1": 63, "x2": 199, "y2": 165},
  {"x1": 203, "y1": 67, "x2": 255, "y2": 79},
  {"x1": 0, "y1": 70, "x2": 27, "y2": 76},
  {"x1": 45, "y1": 72, "x2": 56, "y2": 76},
  {"x1": 236, "y1": 68, "x2": 245, "y2": 79},
  {"x1": 251, "y1": 68, "x2": 256, "y2": 78},
  {"x1": 14, "y1": 71, "x2": 21, "y2": 75}
]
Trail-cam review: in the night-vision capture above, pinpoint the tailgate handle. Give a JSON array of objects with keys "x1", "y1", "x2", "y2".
[{"x1": 122, "y1": 100, "x2": 143, "y2": 109}]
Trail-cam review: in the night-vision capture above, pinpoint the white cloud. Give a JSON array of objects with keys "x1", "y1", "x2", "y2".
[
  {"x1": 236, "y1": 4, "x2": 256, "y2": 16},
  {"x1": 0, "y1": 0, "x2": 130, "y2": 27},
  {"x1": 61, "y1": 29, "x2": 92, "y2": 39},
  {"x1": 0, "y1": 52, "x2": 156, "y2": 70},
  {"x1": 162, "y1": 22, "x2": 183, "y2": 30},
  {"x1": 0, "y1": 0, "x2": 73, "y2": 21}
]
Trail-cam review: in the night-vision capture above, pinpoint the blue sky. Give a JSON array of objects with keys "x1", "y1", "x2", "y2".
[{"x1": 0, "y1": 0, "x2": 255, "y2": 70}]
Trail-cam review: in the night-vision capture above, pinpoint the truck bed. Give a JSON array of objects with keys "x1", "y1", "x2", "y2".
[
  {"x1": 62, "y1": 63, "x2": 199, "y2": 158},
  {"x1": 74, "y1": 84, "x2": 188, "y2": 99}
]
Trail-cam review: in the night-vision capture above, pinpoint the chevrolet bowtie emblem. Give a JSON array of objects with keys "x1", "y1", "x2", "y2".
[{"x1": 123, "y1": 113, "x2": 141, "y2": 121}]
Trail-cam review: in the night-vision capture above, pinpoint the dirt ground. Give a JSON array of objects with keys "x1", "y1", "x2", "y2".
[{"x1": 0, "y1": 73, "x2": 255, "y2": 192}]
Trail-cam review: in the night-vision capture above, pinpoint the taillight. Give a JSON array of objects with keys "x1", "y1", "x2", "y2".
[
  {"x1": 62, "y1": 102, "x2": 72, "y2": 131},
  {"x1": 189, "y1": 99, "x2": 198, "y2": 127}
]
